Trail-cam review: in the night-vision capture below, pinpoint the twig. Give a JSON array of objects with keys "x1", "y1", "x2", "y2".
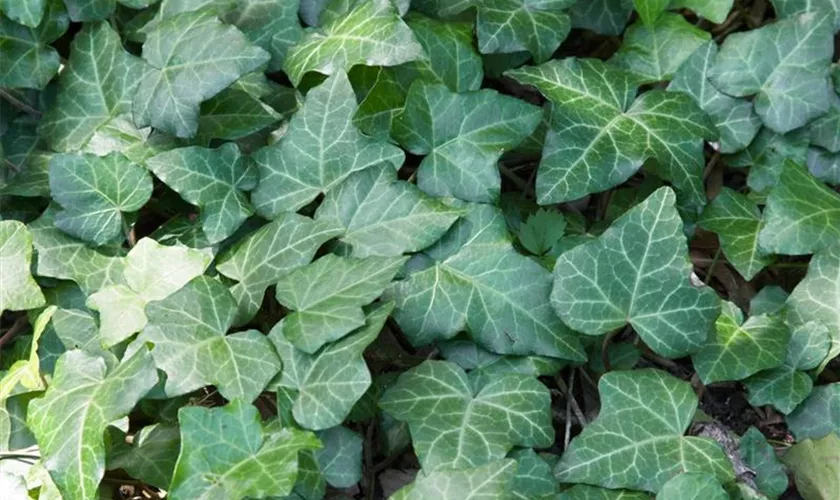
[
  {"x1": 556, "y1": 373, "x2": 587, "y2": 430},
  {"x1": 0, "y1": 88, "x2": 41, "y2": 117},
  {"x1": 704, "y1": 247, "x2": 722, "y2": 285},
  {"x1": 499, "y1": 164, "x2": 530, "y2": 193},
  {"x1": 122, "y1": 219, "x2": 136, "y2": 247},
  {"x1": 0, "y1": 315, "x2": 29, "y2": 352},
  {"x1": 601, "y1": 329, "x2": 620, "y2": 372},
  {"x1": 365, "y1": 422, "x2": 376, "y2": 500}
]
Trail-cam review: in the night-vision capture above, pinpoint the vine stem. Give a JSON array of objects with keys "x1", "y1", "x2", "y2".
[{"x1": 0, "y1": 88, "x2": 41, "y2": 117}]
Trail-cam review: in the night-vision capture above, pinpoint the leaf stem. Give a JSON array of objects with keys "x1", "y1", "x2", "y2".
[
  {"x1": 0, "y1": 88, "x2": 41, "y2": 117},
  {"x1": 704, "y1": 247, "x2": 722, "y2": 285}
]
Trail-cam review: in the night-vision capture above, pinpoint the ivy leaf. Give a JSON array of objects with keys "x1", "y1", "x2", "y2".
[
  {"x1": 284, "y1": 0, "x2": 425, "y2": 86},
  {"x1": 381, "y1": 360, "x2": 552, "y2": 470},
  {"x1": 633, "y1": 0, "x2": 670, "y2": 24},
  {"x1": 268, "y1": 302, "x2": 392, "y2": 430},
  {"x1": 692, "y1": 302, "x2": 789, "y2": 384},
  {"x1": 48, "y1": 152, "x2": 152, "y2": 246},
  {"x1": 87, "y1": 238, "x2": 213, "y2": 347},
  {"x1": 0, "y1": 305, "x2": 54, "y2": 399},
  {"x1": 569, "y1": 0, "x2": 633, "y2": 35},
  {"x1": 27, "y1": 348, "x2": 158, "y2": 500},
  {"x1": 0, "y1": 0, "x2": 67, "y2": 89},
  {"x1": 510, "y1": 449, "x2": 557, "y2": 500},
  {"x1": 195, "y1": 87, "x2": 281, "y2": 142},
  {"x1": 809, "y1": 97, "x2": 840, "y2": 153},
  {"x1": 787, "y1": 383, "x2": 840, "y2": 440},
  {"x1": 758, "y1": 160, "x2": 840, "y2": 255},
  {"x1": 391, "y1": 459, "x2": 517, "y2": 500},
  {"x1": 782, "y1": 433, "x2": 840, "y2": 500},
  {"x1": 274, "y1": 254, "x2": 405, "y2": 353},
  {"x1": 391, "y1": 82, "x2": 541, "y2": 203},
  {"x1": 108, "y1": 423, "x2": 180, "y2": 489},
  {"x1": 146, "y1": 143, "x2": 258, "y2": 244},
  {"x1": 132, "y1": 10, "x2": 270, "y2": 138},
  {"x1": 136, "y1": 276, "x2": 282, "y2": 402},
  {"x1": 634, "y1": 0, "x2": 735, "y2": 24},
  {"x1": 787, "y1": 245, "x2": 840, "y2": 365},
  {"x1": 750, "y1": 285, "x2": 789, "y2": 316},
  {"x1": 668, "y1": 41, "x2": 761, "y2": 154},
  {"x1": 314, "y1": 165, "x2": 464, "y2": 258},
  {"x1": 386, "y1": 203, "x2": 587, "y2": 361},
  {"x1": 0, "y1": 221, "x2": 45, "y2": 314},
  {"x1": 556, "y1": 369, "x2": 734, "y2": 492},
  {"x1": 313, "y1": 426, "x2": 363, "y2": 488},
  {"x1": 771, "y1": 0, "x2": 840, "y2": 30},
  {"x1": 656, "y1": 473, "x2": 728, "y2": 500},
  {"x1": 739, "y1": 427, "x2": 788, "y2": 498},
  {"x1": 169, "y1": 400, "x2": 320, "y2": 499},
  {"x1": 0, "y1": 0, "x2": 46, "y2": 27},
  {"x1": 559, "y1": 485, "x2": 652, "y2": 499},
  {"x1": 39, "y1": 22, "x2": 145, "y2": 152},
  {"x1": 223, "y1": 0, "x2": 303, "y2": 71},
  {"x1": 215, "y1": 213, "x2": 344, "y2": 325},
  {"x1": 744, "y1": 321, "x2": 830, "y2": 413},
  {"x1": 552, "y1": 188, "x2": 720, "y2": 358},
  {"x1": 251, "y1": 71, "x2": 404, "y2": 218},
  {"x1": 709, "y1": 12, "x2": 834, "y2": 133},
  {"x1": 62, "y1": 0, "x2": 157, "y2": 22},
  {"x1": 611, "y1": 13, "x2": 710, "y2": 83},
  {"x1": 475, "y1": 0, "x2": 574, "y2": 64},
  {"x1": 698, "y1": 188, "x2": 772, "y2": 281},
  {"x1": 507, "y1": 58, "x2": 716, "y2": 206}
]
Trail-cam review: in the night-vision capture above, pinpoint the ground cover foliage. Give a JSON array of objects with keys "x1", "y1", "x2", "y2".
[{"x1": 1, "y1": 0, "x2": 840, "y2": 498}]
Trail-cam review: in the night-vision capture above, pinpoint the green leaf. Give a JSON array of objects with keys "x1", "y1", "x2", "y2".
[
  {"x1": 518, "y1": 208, "x2": 566, "y2": 256},
  {"x1": 27, "y1": 348, "x2": 158, "y2": 500},
  {"x1": 108, "y1": 423, "x2": 180, "y2": 489},
  {"x1": 195, "y1": 87, "x2": 281, "y2": 142},
  {"x1": 0, "y1": 0, "x2": 46, "y2": 27},
  {"x1": 313, "y1": 426, "x2": 363, "y2": 488},
  {"x1": 782, "y1": 433, "x2": 840, "y2": 500},
  {"x1": 314, "y1": 165, "x2": 464, "y2": 258},
  {"x1": 39, "y1": 22, "x2": 146, "y2": 152},
  {"x1": 709, "y1": 12, "x2": 834, "y2": 133},
  {"x1": 274, "y1": 254, "x2": 404, "y2": 353},
  {"x1": 668, "y1": 41, "x2": 761, "y2": 154},
  {"x1": 727, "y1": 128, "x2": 809, "y2": 194},
  {"x1": 391, "y1": 82, "x2": 541, "y2": 203},
  {"x1": 146, "y1": 143, "x2": 258, "y2": 243},
  {"x1": 87, "y1": 238, "x2": 212, "y2": 346},
  {"x1": 692, "y1": 301, "x2": 789, "y2": 384},
  {"x1": 475, "y1": 0, "x2": 574, "y2": 64},
  {"x1": 787, "y1": 383, "x2": 840, "y2": 440},
  {"x1": 391, "y1": 459, "x2": 517, "y2": 500},
  {"x1": 750, "y1": 286, "x2": 789, "y2": 316},
  {"x1": 0, "y1": 305, "x2": 54, "y2": 399},
  {"x1": 170, "y1": 399, "x2": 320, "y2": 499},
  {"x1": 283, "y1": 0, "x2": 425, "y2": 86},
  {"x1": 771, "y1": 0, "x2": 840, "y2": 30},
  {"x1": 559, "y1": 485, "x2": 652, "y2": 500},
  {"x1": 787, "y1": 245, "x2": 840, "y2": 365},
  {"x1": 634, "y1": 0, "x2": 670, "y2": 24},
  {"x1": 268, "y1": 302, "x2": 392, "y2": 430},
  {"x1": 656, "y1": 473, "x2": 728, "y2": 500},
  {"x1": 611, "y1": 13, "x2": 710, "y2": 83},
  {"x1": 699, "y1": 188, "x2": 772, "y2": 280},
  {"x1": 387, "y1": 203, "x2": 586, "y2": 361},
  {"x1": 510, "y1": 449, "x2": 557, "y2": 500},
  {"x1": 0, "y1": 221, "x2": 45, "y2": 314},
  {"x1": 215, "y1": 213, "x2": 344, "y2": 325},
  {"x1": 808, "y1": 146, "x2": 840, "y2": 184},
  {"x1": 739, "y1": 427, "x2": 788, "y2": 498},
  {"x1": 759, "y1": 160, "x2": 840, "y2": 255},
  {"x1": 223, "y1": 0, "x2": 303, "y2": 71},
  {"x1": 670, "y1": 0, "x2": 735, "y2": 23},
  {"x1": 132, "y1": 10, "x2": 270, "y2": 138},
  {"x1": 553, "y1": 187, "x2": 719, "y2": 358},
  {"x1": 809, "y1": 97, "x2": 840, "y2": 153},
  {"x1": 507, "y1": 58, "x2": 716, "y2": 206},
  {"x1": 380, "y1": 360, "x2": 553, "y2": 470},
  {"x1": 0, "y1": 0, "x2": 67, "y2": 89},
  {"x1": 49, "y1": 152, "x2": 153, "y2": 246},
  {"x1": 251, "y1": 71, "x2": 403, "y2": 217},
  {"x1": 136, "y1": 276, "x2": 282, "y2": 402},
  {"x1": 569, "y1": 0, "x2": 633, "y2": 35},
  {"x1": 556, "y1": 369, "x2": 734, "y2": 492},
  {"x1": 62, "y1": 0, "x2": 157, "y2": 22}
]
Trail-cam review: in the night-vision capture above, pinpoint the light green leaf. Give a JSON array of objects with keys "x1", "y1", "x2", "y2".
[
  {"x1": 313, "y1": 426, "x2": 362, "y2": 488},
  {"x1": 274, "y1": 254, "x2": 405, "y2": 353},
  {"x1": 195, "y1": 88, "x2": 281, "y2": 142},
  {"x1": 49, "y1": 152, "x2": 153, "y2": 246},
  {"x1": 268, "y1": 302, "x2": 392, "y2": 430},
  {"x1": 699, "y1": 188, "x2": 771, "y2": 280},
  {"x1": 87, "y1": 238, "x2": 212, "y2": 347},
  {"x1": 380, "y1": 360, "x2": 553, "y2": 470},
  {"x1": 0, "y1": 472, "x2": 27, "y2": 498},
  {"x1": 223, "y1": 0, "x2": 303, "y2": 71},
  {"x1": 0, "y1": 0, "x2": 46, "y2": 27},
  {"x1": 391, "y1": 82, "x2": 541, "y2": 203},
  {"x1": 782, "y1": 433, "x2": 840, "y2": 500},
  {"x1": 518, "y1": 208, "x2": 566, "y2": 256},
  {"x1": 146, "y1": 143, "x2": 258, "y2": 244},
  {"x1": 39, "y1": 23, "x2": 146, "y2": 152},
  {"x1": 612, "y1": 13, "x2": 710, "y2": 83},
  {"x1": 556, "y1": 369, "x2": 734, "y2": 492},
  {"x1": 0, "y1": 221, "x2": 45, "y2": 314},
  {"x1": 771, "y1": 0, "x2": 840, "y2": 30},
  {"x1": 475, "y1": 0, "x2": 574, "y2": 64},
  {"x1": 215, "y1": 213, "x2": 343, "y2": 325},
  {"x1": 634, "y1": 0, "x2": 670, "y2": 24},
  {"x1": 391, "y1": 459, "x2": 516, "y2": 500},
  {"x1": 787, "y1": 383, "x2": 840, "y2": 440},
  {"x1": 27, "y1": 348, "x2": 158, "y2": 500},
  {"x1": 507, "y1": 58, "x2": 716, "y2": 206},
  {"x1": 709, "y1": 12, "x2": 834, "y2": 133},
  {"x1": 170, "y1": 400, "x2": 320, "y2": 500},
  {"x1": 136, "y1": 276, "x2": 282, "y2": 402},
  {"x1": 387, "y1": 203, "x2": 586, "y2": 361},
  {"x1": 284, "y1": 0, "x2": 425, "y2": 86},
  {"x1": 0, "y1": 306, "x2": 54, "y2": 400},
  {"x1": 553, "y1": 188, "x2": 720, "y2": 358},
  {"x1": 569, "y1": 0, "x2": 633, "y2": 35},
  {"x1": 750, "y1": 286, "x2": 789, "y2": 316},
  {"x1": 739, "y1": 427, "x2": 788, "y2": 498},
  {"x1": 108, "y1": 424, "x2": 180, "y2": 489},
  {"x1": 251, "y1": 71, "x2": 403, "y2": 217},
  {"x1": 759, "y1": 160, "x2": 840, "y2": 255},
  {"x1": 744, "y1": 322, "x2": 830, "y2": 413},
  {"x1": 668, "y1": 41, "x2": 761, "y2": 154},
  {"x1": 314, "y1": 165, "x2": 464, "y2": 258},
  {"x1": 809, "y1": 97, "x2": 840, "y2": 153},
  {"x1": 692, "y1": 302, "x2": 789, "y2": 383},
  {"x1": 670, "y1": 0, "x2": 735, "y2": 23},
  {"x1": 132, "y1": 10, "x2": 270, "y2": 138},
  {"x1": 656, "y1": 473, "x2": 728, "y2": 500},
  {"x1": 559, "y1": 484, "x2": 652, "y2": 500},
  {"x1": 787, "y1": 245, "x2": 840, "y2": 365},
  {"x1": 0, "y1": 0, "x2": 67, "y2": 89}
]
